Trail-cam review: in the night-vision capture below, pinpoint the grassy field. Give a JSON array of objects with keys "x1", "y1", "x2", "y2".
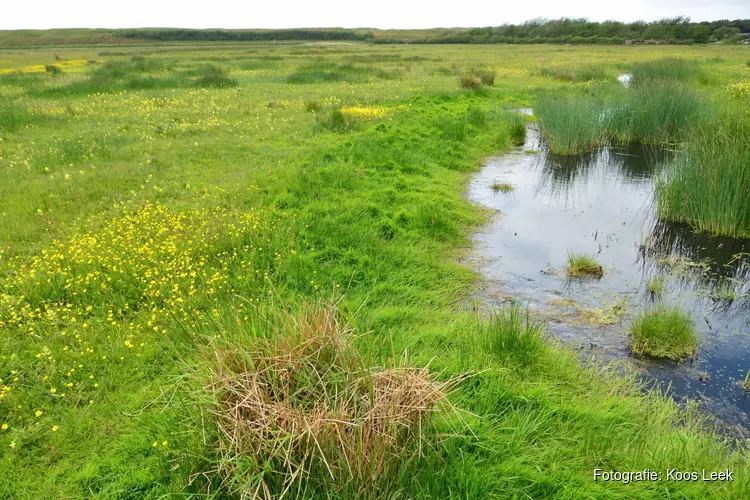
[{"x1": 1, "y1": 42, "x2": 749, "y2": 498}]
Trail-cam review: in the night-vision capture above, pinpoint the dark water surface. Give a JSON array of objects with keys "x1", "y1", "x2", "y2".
[{"x1": 468, "y1": 121, "x2": 750, "y2": 429}]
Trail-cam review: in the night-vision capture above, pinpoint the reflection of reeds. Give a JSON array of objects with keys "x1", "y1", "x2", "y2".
[
  {"x1": 533, "y1": 143, "x2": 663, "y2": 205},
  {"x1": 640, "y1": 219, "x2": 750, "y2": 314}
]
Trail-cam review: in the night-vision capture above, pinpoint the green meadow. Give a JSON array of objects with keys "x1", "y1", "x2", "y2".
[{"x1": 1, "y1": 42, "x2": 749, "y2": 498}]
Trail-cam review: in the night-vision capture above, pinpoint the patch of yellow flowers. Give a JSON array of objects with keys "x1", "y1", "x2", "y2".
[
  {"x1": 339, "y1": 104, "x2": 408, "y2": 120},
  {"x1": 0, "y1": 197, "x2": 293, "y2": 449},
  {"x1": 725, "y1": 80, "x2": 750, "y2": 99}
]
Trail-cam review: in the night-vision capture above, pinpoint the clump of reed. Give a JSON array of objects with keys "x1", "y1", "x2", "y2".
[
  {"x1": 655, "y1": 118, "x2": 750, "y2": 239},
  {"x1": 287, "y1": 63, "x2": 399, "y2": 84},
  {"x1": 538, "y1": 81, "x2": 705, "y2": 154},
  {"x1": 630, "y1": 58, "x2": 704, "y2": 87},
  {"x1": 477, "y1": 70, "x2": 496, "y2": 86},
  {"x1": 318, "y1": 109, "x2": 357, "y2": 132},
  {"x1": 628, "y1": 305, "x2": 698, "y2": 360},
  {"x1": 204, "y1": 303, "x2": 455, "y2": 498},
  {"x1": 540, "y1": 65, "x2": 607, "y2": 82},
  {"x1": 305, "y1": 99, "x2": 323, "y2": 113},
  {"x1": 458, "y1": 75, "x2": 483, "y2": 90},
  {"x1": 0, "y1": 101, "x2": 38, "y2": 134},
  {"x1": 192, "y1": 64, "x2": 239, "y2": 88},
  {"x1": 565, "y1": 252, "x2": 604, "y2": 279},
  {"x1": 610, "y1": 83, "x2": 705, "y2": 145},
  {"x1": 459, "y1": 69, "x2": 496, "y2": 89},
  {"x1": 536, "y1": 94, "x2": 605, "y2": 155}
]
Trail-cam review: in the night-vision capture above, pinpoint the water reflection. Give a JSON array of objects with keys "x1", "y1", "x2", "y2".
[{"x1": 642, "y1": 219, "x2": 750, "y2": 314}]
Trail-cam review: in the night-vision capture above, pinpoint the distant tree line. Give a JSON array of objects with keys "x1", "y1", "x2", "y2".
[
  {"x1": 1, "y1": 18, "x2": 748, "y2": 48},
  {"x1": 119, "y1": 28, "x2": 372, "y2": 42},
  {"x1": 372, "y1": 17, "x2": 750, "y2": 45}
]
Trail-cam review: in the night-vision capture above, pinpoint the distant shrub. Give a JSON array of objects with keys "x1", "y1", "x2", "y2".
[
  {"x1": 509, "y1": 121, "x2": 526, "y2": 146},
  {"x1": 467, "y1": 107, "x2": 487, "y2": 127},
  {"x1": 317, "y1": 109, "x2": 356, "y2": 132},
  {"x1": 305, "y1": 100, "x2": 322, "y2": 113},
  {"x1": 0, "y1": 101, "x2": 38, "y2": 134},
  {"x1": 540, "y1": 65, "x2": 607, "y2": 82},
  {"x1": 478, "y1": 70, "x2": 496, "y2": 86},
  {"x1": 193, "y1": 64, "x2": 239, "y2": 88},
  {"x1": 458, "y1": 75, "x2": 483, "y2": 89},
  {"x1": 378, "y1": 217, "x2": 398, "y2": 240}
]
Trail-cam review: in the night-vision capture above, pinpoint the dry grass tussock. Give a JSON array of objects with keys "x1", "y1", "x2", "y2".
[{"x1": 204, "y1": 303, "x2": 456, "y2": 499}]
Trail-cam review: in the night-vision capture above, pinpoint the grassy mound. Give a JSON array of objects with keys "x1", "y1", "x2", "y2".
[
  {"x1": 565, "y1": 252, "x2": 604, "y2": 279},
  {"x1": 204, "y1": 303, "x2": 453, "y2": 497},
  {"x1": 629, "y1": 306, "x2": 698, "y2": 360}
]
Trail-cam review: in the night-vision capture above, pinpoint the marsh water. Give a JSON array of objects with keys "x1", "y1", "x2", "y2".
[{"x1": 468, "y1": 118, "x2": 750, "y2": 430}]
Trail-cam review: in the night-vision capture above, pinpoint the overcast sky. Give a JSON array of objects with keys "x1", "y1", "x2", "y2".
[{"x1": 2, "y1": 0, "x2": 749, "y2": 30}]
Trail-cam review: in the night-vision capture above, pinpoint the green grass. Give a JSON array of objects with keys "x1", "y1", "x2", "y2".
[
  {"x1": 565, "y1": 252, "x2": 604, "y2": 279},
  {"x1": 0, "y1": 43, "x2": 748, "y2": 498},
  {"x1": 629, "y1": 306, "x2": 699, "y2": 360}
]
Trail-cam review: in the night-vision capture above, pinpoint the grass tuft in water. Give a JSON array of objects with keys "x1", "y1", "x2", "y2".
[
  {"x1": 490, "y1": 182, "x2": 514, "y2": 192},
  {"x1": 629, "y1": 306, "x2": 698, "y2": 360},
  {"x1": 565, "y1": 252, "x2": 604, "y2": 279}
]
